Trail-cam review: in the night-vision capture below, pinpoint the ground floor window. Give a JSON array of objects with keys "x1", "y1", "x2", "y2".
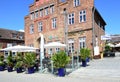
[
  {"x1": 68, "y1": 39, "x2": 74, "y2": 53},
  {"x1": 79, "y1": 37, "x2": 86, "y2": 50}
]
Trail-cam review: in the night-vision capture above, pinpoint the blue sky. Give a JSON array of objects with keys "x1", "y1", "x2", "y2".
[{"x1": 0, "y1": 0, "x2": 119, "y2": 35}]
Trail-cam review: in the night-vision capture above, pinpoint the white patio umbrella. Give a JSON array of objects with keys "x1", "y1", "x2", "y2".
[
  {"x1": 115, "y1": 43, "x2": 120, "y2": 47},
  {"x1": 44, "y1": 42, "x2": 66, "y2": 48},
  {"x1": 0, "y1": 45, "x2": 38, "y2": 52},
  {"x1": 107, "y1": 43, "x2": 115, "y2": 47},
  {"x1": 44, "y1": 42, "x2": 66, "y2": 74}
]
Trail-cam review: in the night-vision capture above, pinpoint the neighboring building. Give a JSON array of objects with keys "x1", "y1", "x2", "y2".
[
  {"x1": 0, "y1": 28, "x2": 24, "y2": 49},
  {"x1": 25, "y1": 0, "x2": 106, "y2": 57}
]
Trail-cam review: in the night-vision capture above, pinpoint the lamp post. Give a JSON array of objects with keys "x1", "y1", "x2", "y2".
[
  {"x1": 63, "y1": 8, "x2": 68, "y2": 55},
  {"x1": 39, "y1": 33, "x2": 44, "y2": 73}
]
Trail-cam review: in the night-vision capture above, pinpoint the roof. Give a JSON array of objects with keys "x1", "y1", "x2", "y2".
[{"x1": 0, "y1": 28, "x2": 24, "y2": 40}]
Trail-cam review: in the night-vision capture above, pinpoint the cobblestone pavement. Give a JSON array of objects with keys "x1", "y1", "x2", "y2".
[{"x1": 0, "y1": 56, "x2": 120, "y2": 82}]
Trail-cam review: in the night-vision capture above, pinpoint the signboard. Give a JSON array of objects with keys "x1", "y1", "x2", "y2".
[{"x1": 94, "y1": 46, "x2": 99, "y2": 56}]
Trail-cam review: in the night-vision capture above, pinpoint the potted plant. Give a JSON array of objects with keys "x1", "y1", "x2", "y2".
[
  {"x1": 24, "y1": 52, "x2": 36, "y2": 74},
  {"x1": 51, "y1": 50, "x2": 70, "y2": 77},
  {"x1": 14, "y1": 52, "x2": 24, "y2": 73},
  {"x1": 14, "y1": 61, "x2": 23, "y2": 73},
  {"x1": 0, "y1": 55, "x2": 5, "y2": 71},
  {"x1": 80, "y1": 48, "x2": 91, "y2": 67},
  {"x1": 6, "y1": 54, "x2": 14, "y2": 72}
]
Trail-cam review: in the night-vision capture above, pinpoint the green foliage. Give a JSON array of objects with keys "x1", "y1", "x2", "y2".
[
  {"x1": 6, "y1": 54, "x2": 13, "y2": 67},
  {"x1": 80, "y1": 48, "x2": 91, "y2": 61},
  {"x1": 24, "y1": 52, "x2": 36, "y2": 68},
  {"x1": 0, "y1": 55, "x2": 4, "y2": 66},
  {"x1": 14, "y1": 61, "x2": 23, "y2": 69},
  {"x1": 14, "y1": 52, "x2": 24, "y2": 69},
  {"x1": 51, "y1": 50, "x2": 70, "y2": 68},
  {"x1": 105, "y1": 45, "x2": 111, "y2": 52}
]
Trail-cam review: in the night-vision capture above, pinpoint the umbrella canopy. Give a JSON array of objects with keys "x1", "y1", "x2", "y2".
[
  {"x1": 115, "y1": 43, "x2": 120, "y2": 47},
  {"x1": 0, "y1": 45, "x2": 38, "y2": 52},
  {"x1": 107, "y1": 43, "x2": 115, "y2": 47},
  {"x1": 44, "y1": 42, "x2": 66, "y2": 48}
]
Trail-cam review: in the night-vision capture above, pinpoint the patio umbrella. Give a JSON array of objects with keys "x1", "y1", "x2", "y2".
[
  {"x1": 0, "y1": 45, "x2": 38, "y2": 52},
  {"x1": 107, "y1": 43, "x2": 115, "y2": 47},
  {"x1": 115, "y1": 43, "x2": 120, "y2": 47},
  {"x1": 44, "y1": 42, "x2": 66, "y2": 48}
]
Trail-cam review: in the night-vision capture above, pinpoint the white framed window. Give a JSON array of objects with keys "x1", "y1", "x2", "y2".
[
  {"x1": 35, "y1": 11, "x2": 39, "y2": 18},
  {"x1": 79, "y1": 10, "x2": 86, "y2": 22},
  {"x1": 68, "y1": 13, "x2": 74, "y2": 25},
  {"x1": 45, "y1": 7, "x2": 49, "y2": 15},
  {"x1": 52, "y1": 18, "x2": 57, "y2": 29},
  {"x1": 79, "y1": 37, "x2": 86, "y2": 49},
  {"x1": 68, "y1": 39, "x2": 74, "y2": 53},
  {"x1": 50, "y1": 5, "x2": 54, "y2": 14},
  {"x1": 38, "y1": 22, "x2": 43, "y2": 32},
  {"x1": 48, "y1": 48, "x2": 52, "y2": 55},
  {"x1": 40, "y1": 9, "x2": 43, "y2": 17},
  {"x1": 74, "y1": 0, "x2": 80, "y2": 7},
  {"x1": 30, "y1": 24, "x2": 34, "y2": 34},
  {"x1": 30, "y1": 12, "x2": 34, "y2": 20}
]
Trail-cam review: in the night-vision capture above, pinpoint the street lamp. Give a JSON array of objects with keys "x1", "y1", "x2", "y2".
[{"x1": 63, "y1": 8, "x2": 68, "y2": 55}]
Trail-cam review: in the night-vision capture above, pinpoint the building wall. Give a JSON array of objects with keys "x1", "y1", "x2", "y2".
[{"x1": 25, "y1": 0, "x2": 105, "y2": 56}]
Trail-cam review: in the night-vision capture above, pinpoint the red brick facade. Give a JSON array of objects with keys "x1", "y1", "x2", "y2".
[{"x1": 25, "y1": 0, "x2": 106, "y2": 56}]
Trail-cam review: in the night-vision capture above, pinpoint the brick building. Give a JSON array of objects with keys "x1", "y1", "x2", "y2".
[
  {"x1": 0, "y1": 28, "x2": 24, "y2": 49},
  {"x1": 25, "y1": 0, "x2": 106, "y2": 56}
]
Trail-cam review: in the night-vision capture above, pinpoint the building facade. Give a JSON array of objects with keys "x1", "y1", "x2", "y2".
[
  {"x1": 25, "y1": 0, "x2": 106, "y2": 57},
  {"x1": 0, "y1": 28, "x2": 24, "y2": 49}
]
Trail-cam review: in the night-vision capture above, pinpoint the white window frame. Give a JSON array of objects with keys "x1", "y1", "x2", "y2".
[
  {"x1": 38, "y1": 22, "x2": 43, "y2": 32},
  {"x1": 68, "y1": 13, "x2": 74, "y2": 25},
  {"x1": 52, "y1": 18, "x2": 57, "y2": 29},
  {"x1": 68, "y1": 39, "x2": 74, "y2": 53},
  {"x1": 40, "y1": 9, "x2": 43, "y2": 17},
  {"x1": 79, "y1": 37, "x2": 86, "y2": 49},
  {"x1": 35, "y1": 11, "x2": 39, "y2": 18},
  {"x1": 74, "y1": 0, "x2": 80, "y2": 7},
  {"x1": 45, "y1": 7, "x2": 49, "y2": 16},
  {"x1": 79, "y1": 10, "x2": 86, "y2": 22},
  {"x1": 50, "y1": 5, "x2": 54, "y2": 14},
  {"x1": 30, "y1": 24, "x2": 34, "y2": 34},
  {"x1": 30, "y1": 12, "x2": 34, "y2": 20}
]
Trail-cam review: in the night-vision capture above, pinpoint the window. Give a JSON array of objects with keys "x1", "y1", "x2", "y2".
[
  {"x1": 30, "y1": 12, "x2": 34, "y2": 20},
  {"x1": 68, "y1": 13, "x2": 74, "y2": 25},
  {"x1": 38, "y1": 22, "x2": 43, "y2": 32},
  {"x1": 12, "y1": 33, "x2": 17, "y2": 39},
  {"x1": 35, "y1": 11, "x2": 39, "y2": 18},
  {"x1": 40, "y1": 9, "x2": 43, "y2": 17},
  {"x1": 79, "y1": 37, "x2": 86, "y2": 49},
  {"x1": 30, "y1": 24, "x2": 34, "y2": 34},
  {"x1": 52, "y1": 18, "x2": 57, "y2": 29},
  {"x1": 48, "y1": 48, "x2": 52, "y2": 54},
  {"x1": 50, "y1": 5, "x2": 54, "y2": 14},
  {"x1": 74, "y1": 0, "x2": 80, "y2": 7},
  {"x1": 68, "y1": 39, "x2": 74, "y2": 53},
  {"x1": 79, "y1": 10, "x2": 86, "y2": 22},
  {"x1": 45, "y1": 7, "x2": 49, "y2": 15}
]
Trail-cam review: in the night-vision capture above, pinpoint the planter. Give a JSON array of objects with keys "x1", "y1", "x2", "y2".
[
  {"x1": 16, "y1": 68, "x2": 23, "y2": 73},
  {"x1": 7, "y1": 67, "x2": 13, "y2": 72},
  {"x1": 28, "y1": 67, "x2": 34, "y2": 74},
  {"x1": 0, "y1": 66, "x2": 5, "y2": 71},
  {"x1": 58, "y1": 68, "x2": 65, "y2": 77},
  {"x1": 86, "y1": 57, "x2": 90, "y2": 62},
  {"x1": 82, "y1": 60, "x2": 87, "y2": 67}
]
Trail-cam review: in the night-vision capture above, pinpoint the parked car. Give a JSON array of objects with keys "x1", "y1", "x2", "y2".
[{"x1": 103, "y1": 51, "x2": 115, "y2": 57}]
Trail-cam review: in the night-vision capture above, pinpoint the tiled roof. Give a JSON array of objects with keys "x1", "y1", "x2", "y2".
[{"x1": 0, "y1": 28, "x2": 24, "y2": 40}]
